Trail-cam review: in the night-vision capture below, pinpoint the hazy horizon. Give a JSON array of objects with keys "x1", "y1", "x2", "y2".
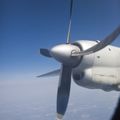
[{"x1": 0, "y1": 78, "x2": 119, "y2": 120}]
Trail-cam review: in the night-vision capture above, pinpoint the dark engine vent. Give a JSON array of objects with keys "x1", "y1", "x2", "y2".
[{"x1": 73, "y1": 72, "x2": 84, "y2": 81}]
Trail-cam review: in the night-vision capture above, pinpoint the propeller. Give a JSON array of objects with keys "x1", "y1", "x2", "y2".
[
  {"x1": 66, "y1": 0, "x2": 73, "y2": 44},
  {"x1": 40, "y1": 48, "x2": 51, "y2": 57},
  {"x1": 37, "y1": 69, "x2": 60, "y2": 78},
  {"x1": 39, "y1": 0, "x2": 120, "y2": 119},
  {"x1": 57, "y1": 65, "x2": 72, "y2": 119}
]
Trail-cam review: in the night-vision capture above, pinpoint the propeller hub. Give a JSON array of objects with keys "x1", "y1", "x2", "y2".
[{"x1": 50, "y1": 44, "x2": 81, "y2": 66}]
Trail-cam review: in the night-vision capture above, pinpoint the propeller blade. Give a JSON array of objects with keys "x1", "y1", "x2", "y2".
[
  {"x1": 57, "y1": 65, "x2": 72, "y2": 119},
  {"x1": 37, "y1": 69, "x2": 60, "y2": 78},
  {"x1": 40, "y1": 48, "x2": 52, "y2": 57},
  {"x1": 78, "y1": 26, "x2": 120, "y2": 56},
  {"x1": 66, "y1": 0, "x2": 74, "y2": 44}
]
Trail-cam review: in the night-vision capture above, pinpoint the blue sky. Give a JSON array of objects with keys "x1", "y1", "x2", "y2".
[{"x1": 0, "y1": 0, "x2": 120, "y2": 81}]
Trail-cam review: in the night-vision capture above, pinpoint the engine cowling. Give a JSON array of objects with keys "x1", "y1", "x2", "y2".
[
  {"x1": 71, "y1": 40, "x2": 120, "y2": 91},
  {"x1": 72, "y1": 67, "x2": 120, "y2": 91},
  {"x1": 72, "y1": 68, "x2": 94, "y2": 89}
]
